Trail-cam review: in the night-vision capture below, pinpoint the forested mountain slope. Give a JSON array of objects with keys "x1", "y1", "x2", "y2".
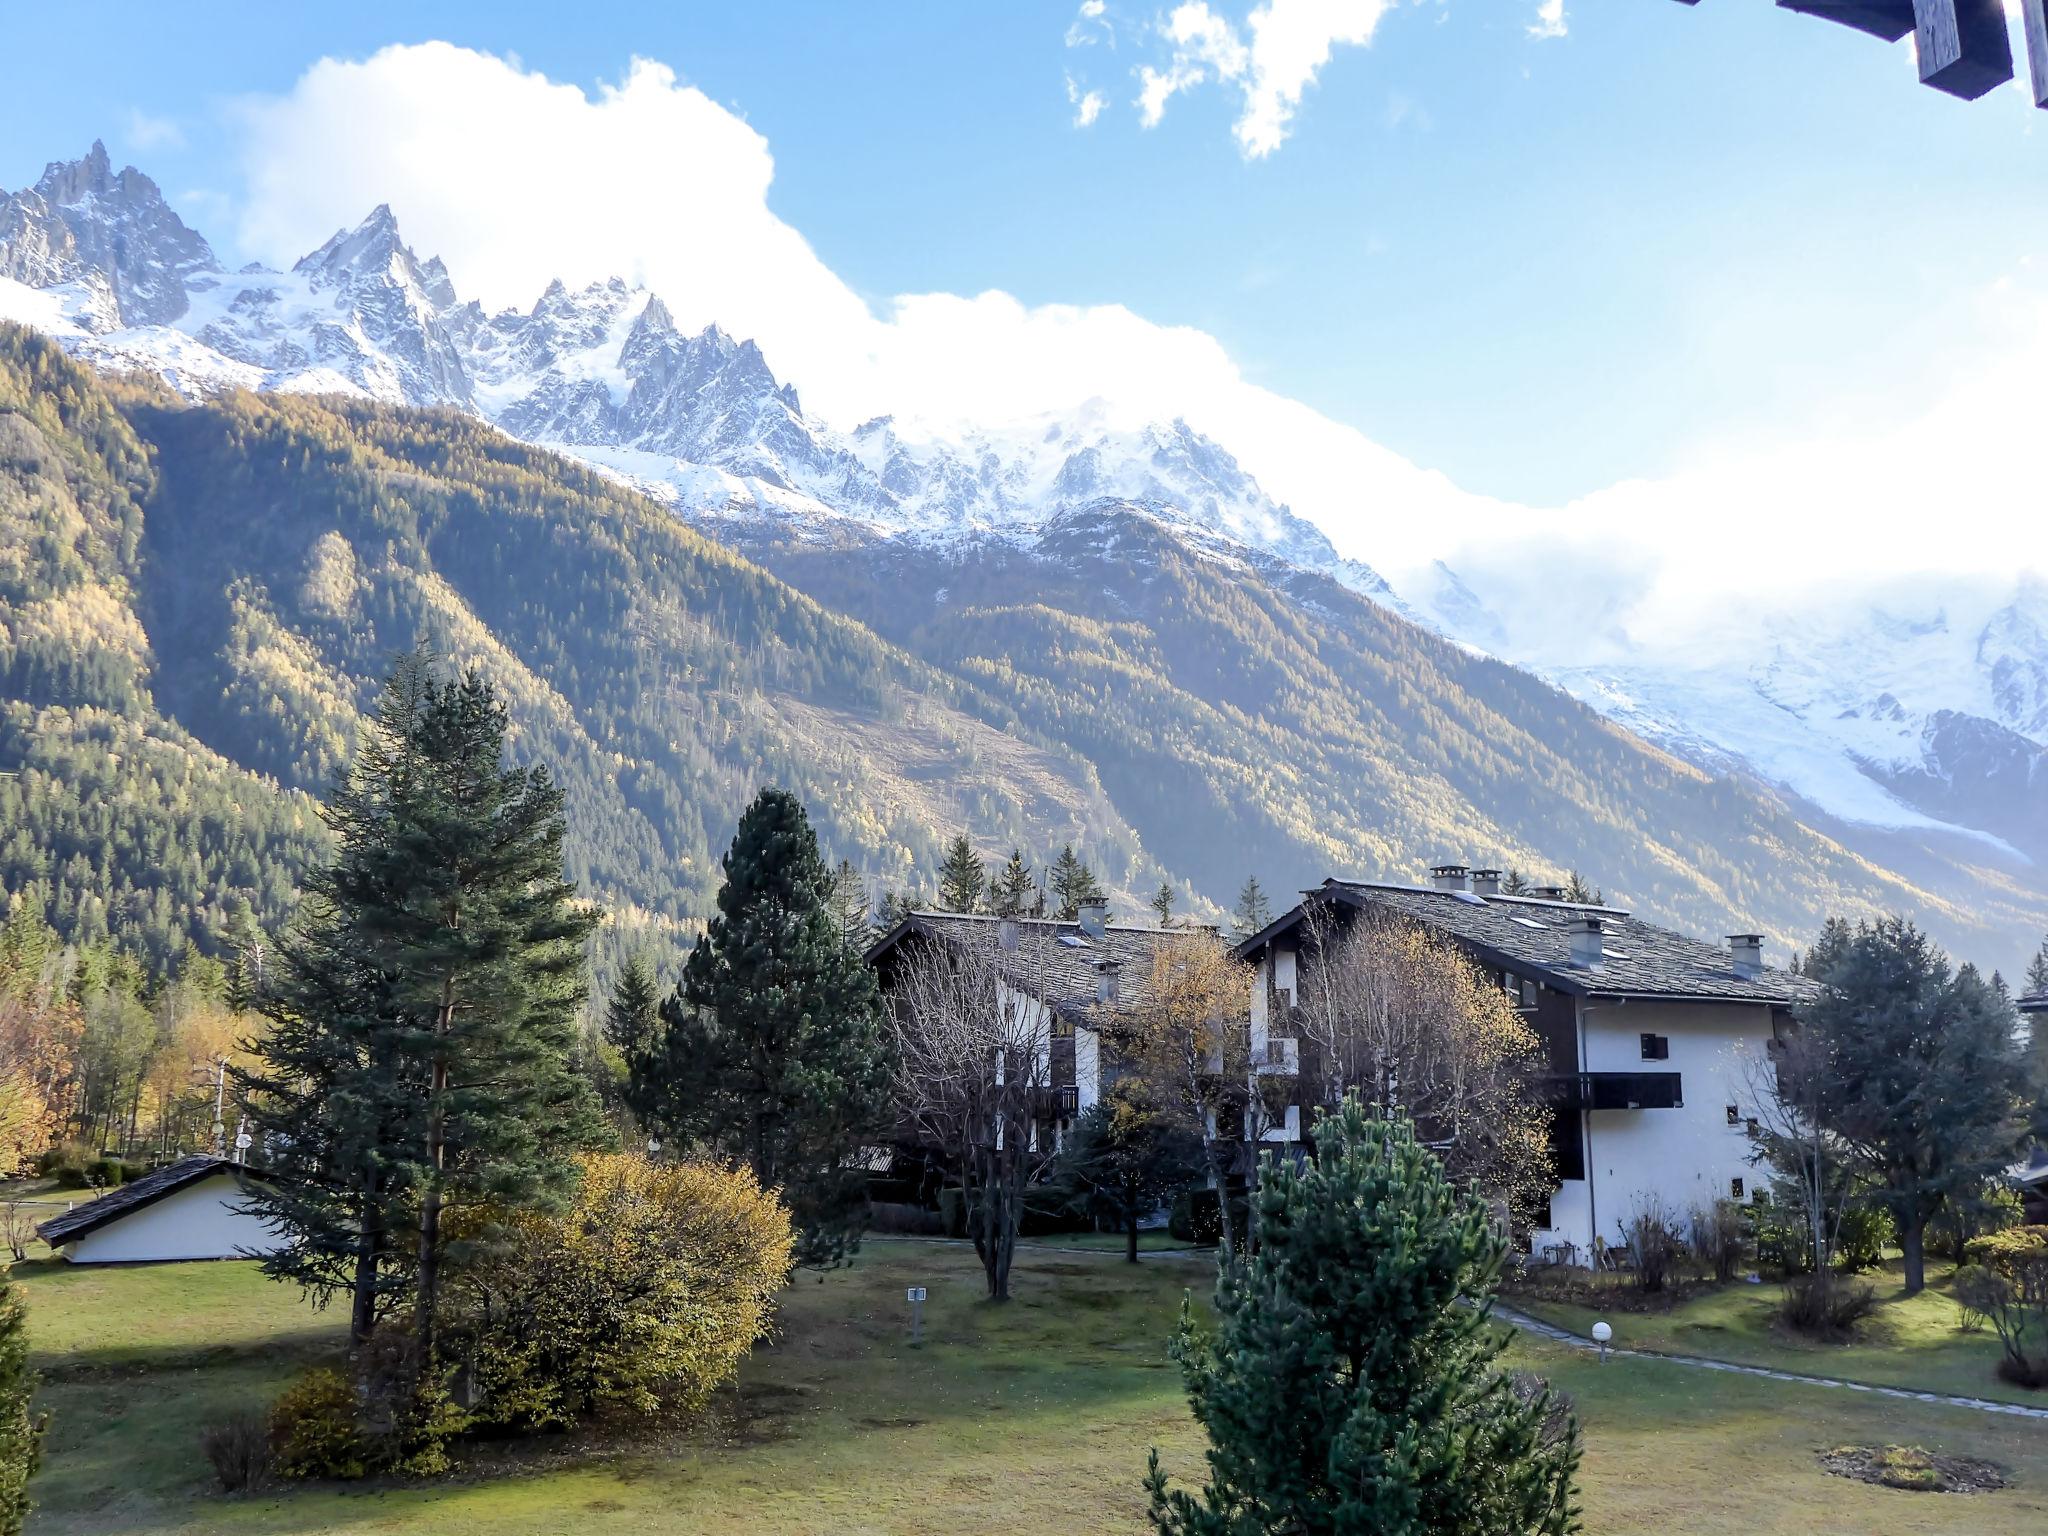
[{"x1": 2, "y1": 325, "x2": 2041, "y2": 976}]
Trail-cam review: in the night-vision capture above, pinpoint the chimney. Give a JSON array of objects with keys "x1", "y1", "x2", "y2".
[
  {"x1": 1530, "y1": 885, "x2": 1566, "y2": 902},
  {"x1": 1077, "y1": 899, "x2": 1108, "y2": 940},
  {"x1": 998, "y1": 918, "x2": 1019, "y2": 952},
  {"x1": 1095, "y1": 959, "x2": 1122, "y2": 1005},
  {"x1": 1568, "y1": 914, "x2": 1604, "y2": 968},
  {"x1": 1470, "y1": 868, "x2": 1502, "y2": 897},
  {"x1": 1728, "y1": 934, "x2": 1763, "y2": 980},
  {"x1": 1428, "y1": 862, "x2": 1470, "y2": 892}
]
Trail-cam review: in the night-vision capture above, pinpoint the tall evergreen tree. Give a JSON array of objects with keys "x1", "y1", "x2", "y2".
[
  {"x1": 1230, "y1": 876, "x2": 1273, "y2": 941},
  {"x1": 235, "y1": 658, "x2": 435, "y2": 1345},
  {"x1": 937, "y1": 835, "x2": 987, "y2": 914},
  {"x1": 2025, "y1": 932, "x2": 2048, "y2": 997},
  {"x1": 1146, "y1": 1099, "x2": 1579, "y2": 1535},
  {"x1": 0, "y1": 1271, "x2": 43, "y2": 1536},
  {"x1": 634, "y1": 788, "x2": 895, "y2": 1266},
  {"x1": 1803, "y1": 915, "x2": 1857, "y2": 980},
  {"x1": 988, "y1": 849, "x2": 1039, "y2": 918},
  {"x1": 827, "y1": 858, "x2": 873, "y2": 951},
  {"x1": 1795, "y1": 917, "x2": 2022, "y2": 1293},
  {"x1": 875, "y1": 889, "x2": 922, "y2": 932},
  {"x1": 1561, "y1": 870, "x2": 1601, "y2": 904},
  {"x1": 1498, "y1": 869, "x2": 1530, "y2": 897},
  {"x1": 605, "y1": 954, "x2": 662, "y2": 1087},
  {"x1": 1152, "y1": 881, "x2": 1177, "y2": 927},
  {"x1": 1048, "y1": 845, "x2": 1106, "y2": 922},
  {"x1": 1057, "y1": 1081, "x2": 1204, "y2": 1263}
]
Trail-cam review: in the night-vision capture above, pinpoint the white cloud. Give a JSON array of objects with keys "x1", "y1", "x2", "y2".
[
  {"x1": 1129, "y1": 0, "x2": 1392, "y2": 157},
  {"x1": 233, "y1": 43, "x2": 2041, "y2": 652},
  {"x1": 1066, "y1": 0, "x2": 1113, "y2": 48},
  {"x1": 1528, "y1": 1, "x2": 1567, "y2": 41},
  {"x1": 124, "y1": 109, "x2": 185, "y2": 152},
  {"x1": 1066, "y1": 73, "x2": 1108, "y2": 127}
]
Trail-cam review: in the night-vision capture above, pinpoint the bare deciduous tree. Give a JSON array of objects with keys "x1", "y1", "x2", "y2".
[
  {"x1": 1291, "y1": 902, "x2": 1552, "y2": 1218},
  {"x1": 885, "y1": 923, "x2": 1062, "y2": 1300}
]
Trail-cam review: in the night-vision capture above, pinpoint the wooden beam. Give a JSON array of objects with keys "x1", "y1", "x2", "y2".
[
  {"x1": 2023, "y1": 0, "x2": 2048, "y2": 107},
  {"x1": 1913, "y1": 0, "x2": 2015, "y2": 100},
  {"x1": 1775, "y1": 0, "x2": 1914, "y2": 42}
]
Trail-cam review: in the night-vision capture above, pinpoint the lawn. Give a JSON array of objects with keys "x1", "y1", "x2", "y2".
[
  {"x1": 1504, "y1": 1257, "x2": 2038, "y2": 1405},
  {"x1": 17, "y1": 1245, "x2": 2048, "y2": 1535}
]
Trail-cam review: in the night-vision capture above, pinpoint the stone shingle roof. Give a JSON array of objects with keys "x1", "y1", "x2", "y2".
[
  {"x1": 867, "y1": 911, "x2": 1214, "y2": 1021},
  {"x1": 35, "y1": 1154, "x2": 262, "y2": 1246},
  {"x1": 1239, "y1": 880, "x2": 1821, "y2": 1006}
]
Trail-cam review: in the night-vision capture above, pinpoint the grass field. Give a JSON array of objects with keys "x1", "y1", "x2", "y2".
[
  {"x1": 18, "y1": 1243, "x2": 2048, "y2": 1535},
  {"x1": 1504, "y1": 1258, "x2": 2034, "y2": 1405}
]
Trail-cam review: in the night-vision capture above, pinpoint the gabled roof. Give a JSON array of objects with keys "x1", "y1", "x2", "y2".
[
  {"x1": 2020, "y1": 992, "x2": 2048, "y2": 1015},
  {"x1": 1237, "y1": 879, "x2": 1821, "y2": 1006},
  {"x1": 35, "y1": 1155, "x2": 265, "y2": 1246},
  {"x1": 866, "y1": 910, "x2": 1215, "y2": 1021}
]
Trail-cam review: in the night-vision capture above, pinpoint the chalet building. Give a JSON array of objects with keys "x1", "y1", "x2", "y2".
[
  {"x1": 867, "y1": 900, "x2": 1210, "y2": 1150},
  {"x1": 1235, "y1": 866, "x2": 1820, "y2": 1263},
  {"x1": 36, "y1": 1154, "x2": 284, "y2": 1264},
  {"x1": 2018, "y1": 993, "x2": 2048, "y2": 1222}
]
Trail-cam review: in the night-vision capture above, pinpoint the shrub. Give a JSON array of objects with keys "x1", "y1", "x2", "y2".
[
  {"x1": 0, "y1": 1271, "x2": 44, "y2": 1535},
  {"x1": 1928, "y1": 1186, "x2": 2023, "y2": 1261},
  {"x1": 84, "y1": 1157, "x2": 130, "y2": 1188},
  {"x1": 937, "y1": 1187, "x2": 967, "y2": 1239},
  {"x1": 1958, "y1": 1226, "x2": 2048, "y2": 1389},
  {"x1": 1619, "y1": 1201, "x2": 1683, "y2": 1293},
  {"x1": 1834, "y1": 1205, "x2": 1894, "y2": 1273},
  {"x1": 269, "y1": 1368, "x2": 372, "y2": 1481},
  {"x1": 1750, "y1": 1192, "x2": 1812, "y2": 1276},
  {"x1": 1687, "y1": 1200, "x2": 1746, "y2": 1284},
  {"x1": 1778, "y1": 1272, "x2": 1877, "y2": 1341},
  {"x1": 1953, "y1": 1263, "x2": 1997, "y2": 1334},
  {"x1": 449, "y1": 1153, "x2": 794, "y2": 1432},
  {"x1": 199, "y1": 1409, "x2": 272, "y2": 1492}
]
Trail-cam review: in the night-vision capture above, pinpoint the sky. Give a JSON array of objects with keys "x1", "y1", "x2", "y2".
[{"x1": 2, "y1": 1, "x2": 2044, "y2": 636}]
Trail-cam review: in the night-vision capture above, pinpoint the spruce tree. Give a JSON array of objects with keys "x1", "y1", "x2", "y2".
[
  {"x1": 0, "y1": 1271, "x2": 43, "y2": 1536},
  {"x1": 1499, "y1": 868, "x2": 1530, "y2": 897},
  {"x1": 1231, "y1": 876, "x2": 1272, "y2": 941},
  {"x1": 2026, "y1": 932, "x2": 2048, "y2": 998},
  {"x1": 637, "y1": 788, "x2": 894, "y2": 1266},
  {"x1": 988, "y1": 849, "x2": 1038, "y2": 918},
  {"x1": 828, "y1": 858, "x2": 873, "y2": 950},
  {"x1": 938, "y1": 835, "x2": 987, "y2": 914},
  {"x1": 1146, "y1": 1099, "x2": 1580, "y2": 1536},
  {"x1": 1152, "y1": 882, "x2": 1177, "y2": 927},
  {"x1": 1049, "y1": 845, "x2": 1107, "y2": 921},
  {"x1": 1561, "y1": 870, "x2": 1600, "y2": 904},
  {"x1": 606, "y1": 954, "x2": 662, "y2": 1110}
]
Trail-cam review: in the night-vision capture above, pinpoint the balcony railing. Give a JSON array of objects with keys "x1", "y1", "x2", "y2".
[{"x1": 1543, "y1": 1071, "x2": 1683, "y2": 1112}]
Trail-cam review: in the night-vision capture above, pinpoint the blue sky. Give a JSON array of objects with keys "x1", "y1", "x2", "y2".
[{"x1": 2, "y1": 2, "x2": 2043, "y2": 584}]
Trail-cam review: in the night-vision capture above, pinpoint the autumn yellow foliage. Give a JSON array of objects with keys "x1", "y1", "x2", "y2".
[{"x1": 450, "y1": 1153, "x2": 794, "y2": 1430}]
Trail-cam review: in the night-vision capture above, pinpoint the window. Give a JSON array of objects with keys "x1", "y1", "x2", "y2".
[
  {"x1": 1725, "y1": 1104, "x2": 1740, "y2": 1127},
  {"x1": 1729, "y1": 1177, "x2": 1744, "y2": 1200},
  {"x1": 1273, "y1": 986, "x2": 1295, "y2": 1012},
  {"x1": 1640, "y1": 1033, "x2": 1669, "y2": 1061},
  {"x1": 1520, "y1": 979, "x2": 1538, "y2": 1010},
  {"x1": 1510, "y1": 915, "x2": 1548, "y2": 930},
  {"x1": 1050, "y1": 1018, "x2": 1074, "y2": 1040}
]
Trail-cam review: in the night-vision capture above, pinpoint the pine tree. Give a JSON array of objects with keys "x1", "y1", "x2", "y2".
[
  {"x1": 1803, "y1": 915, "x2": 1857, "y2": 981},
  {"x1": 875, "y1": 889, "x2": 922, "y2": 931},
  {"x1": 1056, "y1": 1081, "x2": 1204, "y2": 1263},
  {"x1": 1146, "y1": 1098, "x2": 1579, "y2": 1535},
  {"x1": 1231, "y1": 876, "x2": 1272, "y2": 940},
  {"x1": 1152, "y1": 881, "x2": 1177, "y2": 927},
  {"x1": 235, "y1": 657, "x2": 436, "y2": 1346},
  {"x1": 1048, "y1": 845, "x2": 1106, "y2": 922},
  {"x1": 1561, "y1": 870, "x2": 1600, "y2": 904},
  {"x1": 1795, "y1": 917, "x2": 2022, "y2": 1293},
  {"x1": 1499, "y1": 869, "x2": 1530, "y2": 897},
  {"x1": 988, "y1": 849, "x2": 1038, "y2": 918},
  {"x1": 937, "y1": 835, "x2": 987, "y2": 914},
  {"x1": 636, "y1": 788, "x2": 895, "y2": 1267},
  {"x1": 0, "y1": 1271, "x2": 43, "y2": 1536}
]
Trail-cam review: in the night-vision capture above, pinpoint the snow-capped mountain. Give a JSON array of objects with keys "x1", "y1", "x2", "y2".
[{"x1": 1, "y1": 142, "x2": 2042, "y2": 863}]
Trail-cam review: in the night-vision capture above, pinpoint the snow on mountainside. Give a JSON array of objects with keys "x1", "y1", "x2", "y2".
[{"x1": 1, "y1": 142, "x2": 2042, "y2": 859}]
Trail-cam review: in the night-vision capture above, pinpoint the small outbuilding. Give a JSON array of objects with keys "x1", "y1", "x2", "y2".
[{"x1": 35, "y1": 1155, "x2": 285, "y2": 1264}]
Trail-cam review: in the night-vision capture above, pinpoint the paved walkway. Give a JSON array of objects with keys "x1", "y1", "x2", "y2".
[{"x1": 1492, "y1": 1302, "x2": 2048, "y2": 1421}]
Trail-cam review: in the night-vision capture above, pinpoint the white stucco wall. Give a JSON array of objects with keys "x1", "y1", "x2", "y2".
[
  {"x1": 60, "y1": 1173, "x2": 287, "y2": 1264},
  {"x1": 1533, "y1": 1000, "x2": 1775, "y2": 1259}
]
